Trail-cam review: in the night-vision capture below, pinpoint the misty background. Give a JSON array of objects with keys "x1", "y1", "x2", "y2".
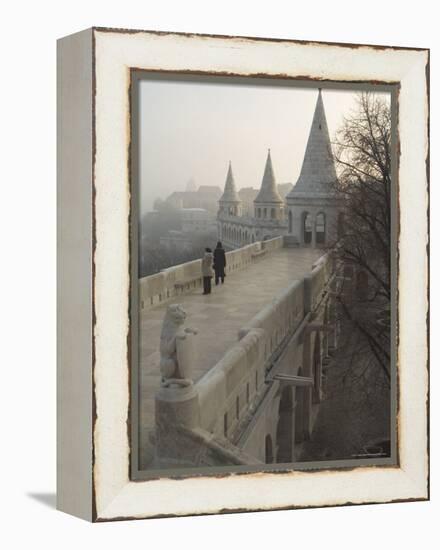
[{"x1": 139, "y1": 80, "x2": 366, "y2": 214}]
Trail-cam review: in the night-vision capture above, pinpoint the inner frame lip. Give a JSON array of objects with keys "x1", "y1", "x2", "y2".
[{"x1": 128, "y1": 68, "x2": 399, "y2": 483}]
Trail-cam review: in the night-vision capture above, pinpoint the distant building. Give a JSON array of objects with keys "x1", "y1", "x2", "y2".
[
  {"x1": 166, "y1": 185, "x2": 222, "y2": 214},
  {"x1": 217, "y1": 90, "x2": 343, "y2": 249}
]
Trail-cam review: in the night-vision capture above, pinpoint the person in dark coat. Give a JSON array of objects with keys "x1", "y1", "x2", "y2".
[{"x1": 213, "y1": 241, "x2": 227, "y2": 285}]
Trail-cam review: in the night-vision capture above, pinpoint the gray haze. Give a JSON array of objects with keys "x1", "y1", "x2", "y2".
[{"x1": 139, "y1": 81, "x2": 388, "y2": 214}]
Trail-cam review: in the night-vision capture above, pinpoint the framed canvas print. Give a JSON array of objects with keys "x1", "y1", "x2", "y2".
[{"x1": 57, "y1": 27, "x2": 429, "y2": 522}]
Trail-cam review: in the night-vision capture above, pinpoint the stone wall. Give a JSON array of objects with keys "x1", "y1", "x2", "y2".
[
  {"x1": 154, "y1": 242, "x2": 335, "y2": 466},
  {"x1": 195, "y1": 249, "x2": 332, "y2": 452},
  {"x1": 197, "y1": 328, "x2": 266, "y2": 439},
  {"x1": 139, "y1": 237, "x2": 284, "y2": 310},
  {"x1": 304, "y1": 252, "x2": 333, "y2": 312}
]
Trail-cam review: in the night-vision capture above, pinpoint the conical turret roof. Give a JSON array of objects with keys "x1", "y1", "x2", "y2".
[
  {"x1": 287, "y1": 90, "x2": 337, "y2": 198},
  {"x1": 219, "y1": 162, "x2": 241, "y2": 203},
  {"x1": 254, "y1": 150, "x2": 284, "y2": 204}
]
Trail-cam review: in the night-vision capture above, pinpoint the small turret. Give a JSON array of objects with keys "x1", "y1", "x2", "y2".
[
  {"x1": 218, "y1": 162, "x2": 242, "y2": 217},
  {"x1": 287, "y1": 89, "x2": 337, "y2": 199},
  {"x1": 254, "y1": 150, "x2": 284, "y2": 220}
]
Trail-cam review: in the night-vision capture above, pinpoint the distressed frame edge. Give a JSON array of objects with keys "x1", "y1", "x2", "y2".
[
  {"x1": 86, "y1": 28, "x2": 429, "y2": 522},
  {"x1": 56, "y1": 27, "x2": 94, "y2": 522}
]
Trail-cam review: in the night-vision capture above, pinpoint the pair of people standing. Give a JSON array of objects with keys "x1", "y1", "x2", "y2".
[{"x1": 201, "y1": 241, "x2": 226, "y2": 295}]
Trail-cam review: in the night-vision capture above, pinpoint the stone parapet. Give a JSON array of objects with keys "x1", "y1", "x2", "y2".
[
  {"x1": 304, "y1": 252, "x2": 333, "y2": 312},
  {"x1": 139, "y1": 237, "x2": 284, "y2": 311}
]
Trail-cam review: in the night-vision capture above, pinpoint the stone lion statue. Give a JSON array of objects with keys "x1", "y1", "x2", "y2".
[{"x1": 159, "y1": 304, "x2": 198, "y2": 388}]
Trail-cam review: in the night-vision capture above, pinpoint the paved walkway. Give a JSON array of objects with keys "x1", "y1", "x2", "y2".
[{"x1": 139, "y1": 247, "x2": 323, "y2": 467}]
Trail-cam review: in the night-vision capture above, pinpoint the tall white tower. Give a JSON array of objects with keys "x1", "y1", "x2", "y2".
[{"x1": 286, "y1": 89, "x2": 343, "y2": 247}]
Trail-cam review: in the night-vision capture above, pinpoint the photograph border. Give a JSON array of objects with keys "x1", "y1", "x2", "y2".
[{"x1": 129, "y1": 71, "x2": 400, "y2": 481}]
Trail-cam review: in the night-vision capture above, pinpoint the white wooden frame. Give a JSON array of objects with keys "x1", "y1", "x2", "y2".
[{"x1": 57, "y1": 27, "x2": 429, "y2": 522}]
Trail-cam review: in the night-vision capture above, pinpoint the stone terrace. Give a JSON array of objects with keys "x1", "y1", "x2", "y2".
[{"x1": 139, "y1": 246, "x2": 323, "y2": 467}]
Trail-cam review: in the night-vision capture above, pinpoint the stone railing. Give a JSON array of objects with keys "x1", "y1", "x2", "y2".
[
  {"x1": 196, "y1": 249, "x2": 330, "y2": 445},
  {"x1": 260, "y1": 235, "x2": 284, "y2": 253},
  {"x1": 196, "y1": 328, "x2": 266, "y2": 440},
  {"x1": 304, "y1": 252, "x2": 334, "y2": 312},
  {"x1": 139, "y1": 237, "x2": 284, "y2": 310},
  {"x1": 238, "y1": 280, "x2": 304, "y2": 360},
  {"x1": 155, "y1": 247, "x2": 334, "y2": 462}
]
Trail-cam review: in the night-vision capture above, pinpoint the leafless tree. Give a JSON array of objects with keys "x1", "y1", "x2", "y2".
[{"x1": 332, "y1": 92, "x2": 392, "y2": 387}]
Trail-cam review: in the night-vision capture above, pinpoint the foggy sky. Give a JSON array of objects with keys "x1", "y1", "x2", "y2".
[{"x1": 139, "y1": 80, "x2": 389, "y2": 214}]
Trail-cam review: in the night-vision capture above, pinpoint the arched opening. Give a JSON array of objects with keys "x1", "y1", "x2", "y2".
[
  {"x1": 257, "y1": 208, "x2": 261, "y2": 218},
  {"x1": 265, "y1": 434, "x2": 274, "y2": 464},
  {"x1": 312, "y1": 334, "x2": 322, "y2": 404},
  {"x1": 288, "y1": 210, "x2": 293, "y2": 233},
  {"x1": 316, "y1": 212, "x2": 326, "y2": 245},
  {"x1": 263, "y1": 207, "x2": 267, "y2": 218},
  {"x1": 271, "y1": 208, "x2": 276, "y2": 219},
  {"x1": 337, "y1": 212, "x2": 345, "y2": 239},
  {"x1": 303, "y1": 212, "x2": 312, "y2": 244},
  {"x1": 251, "y1": 234, "x2": 255, "y2": 243},
  {"x1": 276, "y1": 387, "x2": 294, "y2": 463}
]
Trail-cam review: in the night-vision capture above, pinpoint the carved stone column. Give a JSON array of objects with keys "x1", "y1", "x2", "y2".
[{"x1": 155, "y1": 384, "x2": 200, "y2": 465}]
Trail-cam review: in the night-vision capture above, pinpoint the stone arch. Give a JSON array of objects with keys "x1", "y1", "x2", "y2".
[
  {"x1": 276, "y1": 386, "x2": 294, "y2": 463},
  {"x1": 265, "y1": 434, "x2": 274, "y2": 464},
  {"x1": 316, "y1": 212, "x2": 326, "y2": 245},
  {"x1": 263, "y1": 207, "x2": 267, "y2": 218},
  {"x1": 302, "y1": 212, "x2": 313, "y2": 244},
  {"x1": 288, "y1": 210, "x2": 293, "y2": 233}
]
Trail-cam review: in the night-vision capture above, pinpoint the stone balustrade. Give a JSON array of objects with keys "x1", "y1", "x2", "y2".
[
  {"x1": 154, "y1": 241, "x2": 334, "y2": 463},
  {"x1": 196, "y1": 328, "x2": 266, "y2": 440},
  {"x1": 304, "y1": 252, "x2": 333, "y2": 312},
  {"x1": 194, "y1": 248, "x2": 330, "y2": 446},
  {"x1": 238, "y1": 280, "x2": 304, "y2": 360},
  {"x1": 139, "y1": 237, "x2": 284, "y2": 310}
]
